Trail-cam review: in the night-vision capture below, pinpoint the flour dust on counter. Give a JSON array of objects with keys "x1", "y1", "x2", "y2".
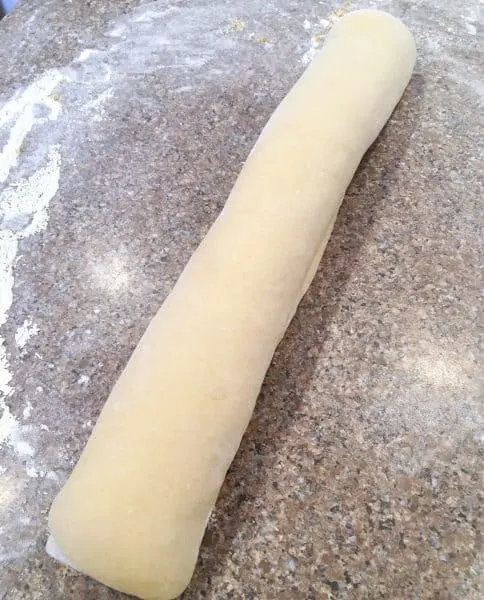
[
  {"x1": 0, "y1": 0, "x2": 311, "y2": 477},
  {"x1": 0, "y1": 0, "x2": 483, "y2": 599},
  {"x1": 0, "y1": 69, "x2": 64, "y2": 487},
  {"x1": 0, "y1": 0, "x2": 302, "y2": 576}
]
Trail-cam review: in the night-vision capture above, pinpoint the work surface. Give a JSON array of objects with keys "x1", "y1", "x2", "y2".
[{"x1": 0, "y1": 1, "x2": 481, "y2": 599}]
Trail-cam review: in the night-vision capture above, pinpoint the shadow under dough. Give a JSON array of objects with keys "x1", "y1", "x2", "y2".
[{"x1": 182, "y1": 74, "x2": 424, "y2": 597}]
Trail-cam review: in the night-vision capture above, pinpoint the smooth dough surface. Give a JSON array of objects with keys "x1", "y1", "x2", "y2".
[{"x1": 48, "y1": 10, "x2": 416, "y2": 600}]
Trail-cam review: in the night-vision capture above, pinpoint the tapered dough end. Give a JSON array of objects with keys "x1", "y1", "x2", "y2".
[
  {"x1": 47, "y1": 502, "x2": 195, "y2": 600},
  {"x1": 47, "y1": 520, "x2": 191, "y2": 600},
  {"x1": 46, "y1": 535, "x2": 83, "y2": 572},
  {"x1": 46, "y1": 535, "x2": 189, "y2": 600}
]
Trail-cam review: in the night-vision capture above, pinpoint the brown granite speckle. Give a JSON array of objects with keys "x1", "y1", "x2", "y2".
[{"x1": 0, "y1": 1, "x2": 482, "y2": 599}]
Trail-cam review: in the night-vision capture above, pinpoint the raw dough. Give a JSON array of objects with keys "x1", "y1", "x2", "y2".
[{"x1": 48, "y1": 10, "x2": 416, "y2": 600}]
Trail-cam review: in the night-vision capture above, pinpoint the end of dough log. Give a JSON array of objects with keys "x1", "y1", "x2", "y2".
[
  {"x1": 47, "y1": 10, "x2": 416, "y2": 600},
  {"x1": 46, "y1": 535, "x2": 84, "y2": 572}
]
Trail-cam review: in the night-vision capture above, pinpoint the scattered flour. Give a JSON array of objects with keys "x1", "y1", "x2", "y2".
[
  {"x1": 301, "y1": 35, "x2": 324, "y2": 66},
  {"x1": 0, "y1": 141, "x2": 61, "y2": 464},
  {"x1": 461, "y1": 4, "x2": 480, "y2": 36},
  {"x1": 15, "y1": 318, "x2": 39, "y2": 349},
  {"x1": 22, "y1": 400, "x2": 33, "y2": 419},
  {"x1": 0, "y1": 0, "x2": 247, "y2": 478},
  {"x1": 77, "y1": 374, "x2": 90, "y2": 386},
  {"x1": 25, "y1": 464, "x2": 40, "y2": 478},
  {"x1": 0, "y1": 402, "x2": 34, "y2": 457},
  {"x1": 227, "y1": 17, "x2": 247, "y2": 33},
  {"x1": 300, "y1": 5, "x2": 342, "y2": 65},
  {"x1": 0, "y1": 0, "x2": 481, "y2": 569},
  {"x1": 74, "y1": 48, "x2": 99, "y2": 63},
  {"x1": 0, "y1": 71, "x2": 64, "y2": 472},
  {"x1": 0, "y1": 70, "x2": 63, "y2": 184}
]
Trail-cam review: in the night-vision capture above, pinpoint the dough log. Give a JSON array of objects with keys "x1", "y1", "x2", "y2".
[{"x1": 48, "y1": 10, "x2": 416, "y2": 600}]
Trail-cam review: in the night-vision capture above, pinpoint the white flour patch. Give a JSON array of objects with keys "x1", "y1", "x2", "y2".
[
  {"x1": 46, "y1": 470, "x2": 58, "y2": 481},
  {"x1": 0, "y1": 402, "x2": 34, "y2": 457},
  {"x1": 300, "y1": 10, "x2": 333, "y2": 65},
  {"x1": 464, "y1": 21, "x2": 477, "y2": 35},
  {"x1": 106, "y1": 23, "x2": 128, "y2": 38},
  {"x1": 22, "y1": 400, "x2": 33, "y2": 420},
  {"x1": 0, "y1": 147, "x2": 61, "y2": 431},
  {"x1": 77, "y1": 374, "x2": 90, "y2": 386},
  {"x1": 53, "y1": 0, "x2": 247, "y2": 135},
  {"x1": 1, "y1": 146, "x2": 61, "y2": 238},
  {"x1": 301, "y1": 36, "x2": 323, "y2": 66},
  {"x1": 83, "y1": 87, "x2": 113, "y2": 110},
  {"x1": 25, "y1": 464, "x2": 39, "y2": 478},
  {"x1": 0, "y1": 343, "x2": 14, "y2": 447},
  {"x1": 173, "y1": 85, "x2": 194, "y2": 94},
  {"x1": 0, "y1": 70, "x2": 63, "y2": 184},
  {"x1": 0, "y1": 70, "x2": 63, "y2": 472},
  {"x1": 82, "y1": 87, "x2": 114, "y2": 122},
  {"x1": 0, "y1": 15, "x2": 141, "y2": 466},
  {"x1": 461, "y1": 4, "x2": 480, "y2": 36},
  {"x1": 15, "y1": 318, "x2": 39, "y2": 349},
  {"x1": 76, "y1": 0, "x2": 240, "y2": 80},
  {"x1": 75, "y1": 48, "x2": 99, "y2": 63},
  {"x1": 131, "y1": 7, "x2": 174, "y2": 23},
  {"x1": 0, "y1": 401, "x2": 15, "y2": 445},
  {"x1": 369, "y1": 339, "x2": 481, "y2": 472},
  {"x1": 300, "y1": 2, "x2": 364, "y2": 65},
  {"x1": 0, "y1": 400, "x2": 41, "y2": 483},
  {"x1": 90, "y1": 251, "x2": 132, "y2": 296}
]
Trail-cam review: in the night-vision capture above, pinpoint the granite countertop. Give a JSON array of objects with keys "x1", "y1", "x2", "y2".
[{"x1": 0, "y1": 1, "x2": 482, "y2": 599}]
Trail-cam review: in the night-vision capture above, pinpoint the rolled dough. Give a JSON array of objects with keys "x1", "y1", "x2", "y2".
[{"x1": 48, "y1": 10, "x2": 416, "y2": 600}]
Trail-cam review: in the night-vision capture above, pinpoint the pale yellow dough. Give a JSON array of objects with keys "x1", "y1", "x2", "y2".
[{"x1": 48, "y1": 10, "x2": 416, "y2": 600}]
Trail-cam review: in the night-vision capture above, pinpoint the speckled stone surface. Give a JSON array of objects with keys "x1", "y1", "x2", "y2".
[{"x1": 0, "y1": 1, "x2": 482, "y2": 599}]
